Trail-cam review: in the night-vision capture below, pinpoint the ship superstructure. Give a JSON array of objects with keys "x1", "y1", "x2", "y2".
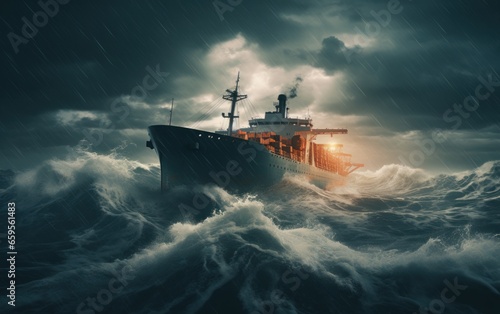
[{"x1": 147, "y1": 74, "x2": 363, "y2": 191}]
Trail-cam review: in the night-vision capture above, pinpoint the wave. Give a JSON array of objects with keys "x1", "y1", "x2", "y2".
[
  {"x1": 327, "y1": 161, "x2": 500, "y2": 200},
  {"x1": 340, "y1": 164, "x2": 432, "y2": 196},
  {"x1": 1, "y1": 150, "x2": 499, "y2": 313},
  {"x1": 8, "y1": 181, "x2": 498, "y2": 313}
]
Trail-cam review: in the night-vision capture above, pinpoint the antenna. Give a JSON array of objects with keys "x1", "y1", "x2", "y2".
[{"x1": 169, "y1": 98, "x2": 174, "y2": 126}]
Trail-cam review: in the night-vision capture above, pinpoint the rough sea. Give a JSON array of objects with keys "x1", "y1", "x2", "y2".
[{"x1": 1, "y1": 149, "x2": 499, "y2": 314}]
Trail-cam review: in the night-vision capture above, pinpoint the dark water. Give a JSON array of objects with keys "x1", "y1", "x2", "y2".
[{"x1": 1, "y1": 150, "x2": 499, "y2": 314}]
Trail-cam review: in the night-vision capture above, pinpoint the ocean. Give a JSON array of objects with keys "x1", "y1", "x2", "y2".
[{"x1": 1, "y1": 149, "x2": 499, "y2": 314}]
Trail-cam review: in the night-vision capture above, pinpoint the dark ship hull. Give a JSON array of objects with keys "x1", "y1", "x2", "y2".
[{"x1": 147, "y1": 125, "x2": 344, "y2": 191}]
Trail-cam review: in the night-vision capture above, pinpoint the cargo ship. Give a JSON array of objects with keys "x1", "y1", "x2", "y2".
[{"x1": 146, "y1": 74, "x2": 363, "y2": 191}]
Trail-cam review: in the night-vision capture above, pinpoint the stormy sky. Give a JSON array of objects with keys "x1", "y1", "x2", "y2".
[{"x1": 1, "y1": 0, "x2": 499, "y2": 171}]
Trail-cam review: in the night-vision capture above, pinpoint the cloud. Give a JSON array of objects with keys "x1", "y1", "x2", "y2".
[
  {"x1": 55, "y1": 110, "x2": 107, "y2": 127},
  {"x1": 314, "y1": 36, "x2": 360, "y2": 72}
]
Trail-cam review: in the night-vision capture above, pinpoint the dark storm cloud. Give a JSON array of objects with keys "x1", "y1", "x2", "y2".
[
  {"x1": 292, "y1": 0, "x2": 500, "y2": 133},
  {"x1": 1, "y1": 0, "x2": 246, "y2": 119},
  {"x1": 284, "y1": 36, "x2": 360, "y2": 73},
  {"x1": 0, "y1": 0, "x2": 499, "y2": 170}
]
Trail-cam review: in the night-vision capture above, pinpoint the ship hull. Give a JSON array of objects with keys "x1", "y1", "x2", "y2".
[{"x1": 147, "y1": 125, "x2": 344, "y2": 191}]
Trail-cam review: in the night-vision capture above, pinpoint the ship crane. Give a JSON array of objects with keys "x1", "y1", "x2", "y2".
[
  {"x1": 304, "y1": 129, "x2": 364, "y2": 173},
  {"x1": 305, "y1": 128, "x2": 348, "y2": 141},
  {"x1": 297, "y1": 129, "x2": 349, "y2": 167},
  {"x1": 345, "y1": 162, "x2": 364, "y2": 175}
]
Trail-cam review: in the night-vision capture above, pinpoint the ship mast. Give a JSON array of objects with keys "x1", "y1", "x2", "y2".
[
  {"x1": 222, "y1": 72, "x2": 247, "y2": 136},
  {"x1": 169, "y1": 98, "x2": 174, "y2": 126}
]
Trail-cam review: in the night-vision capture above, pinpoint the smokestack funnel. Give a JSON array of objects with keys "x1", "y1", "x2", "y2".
[{"x1": 278, "y1": 94, "x2": 287, "y2": 117}]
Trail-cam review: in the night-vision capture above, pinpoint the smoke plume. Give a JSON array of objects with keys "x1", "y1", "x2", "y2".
[{"x1": 288, "y1": 76, "x2": 303, "y2": 99}]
